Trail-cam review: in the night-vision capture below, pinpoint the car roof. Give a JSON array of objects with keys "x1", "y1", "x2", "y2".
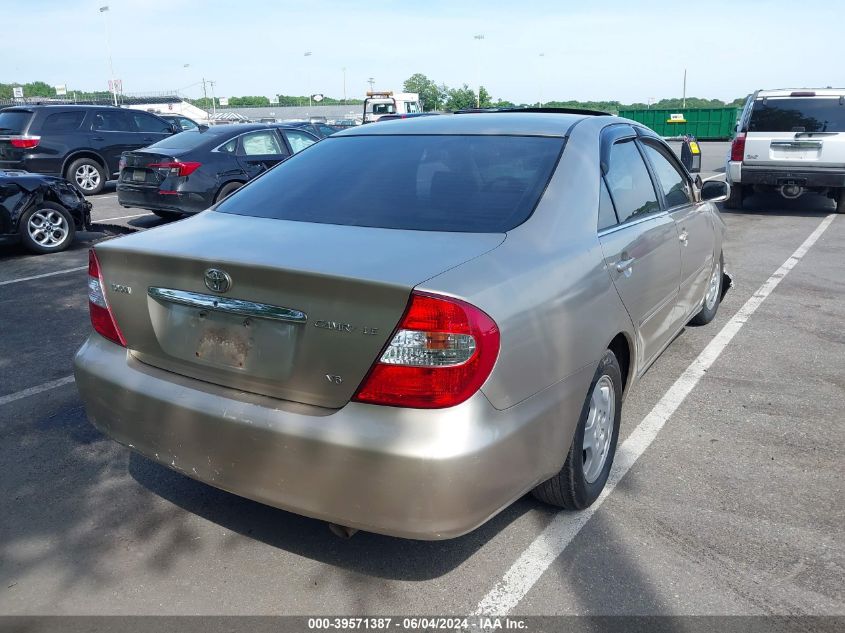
[
  {"x1": 334, "y1": 112, "x2": 592, "y2": 137},
  {"x1": 755, "y1": 88, "x2": 845, "y2": 98}
]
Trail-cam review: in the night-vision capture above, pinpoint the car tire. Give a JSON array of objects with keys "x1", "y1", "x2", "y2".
[
  {"x1": 152, "y1": 210, "x2": 182, "y2": 220},
  {"x1": 215, "y1": 181, "x2": 243, "y2": 203},
  {"x1": 690, "y1": 255, "x2": 723, "y2": 326},
  {"x1": 723, "y1": 182, "x2": 744, "y2": 209},
  {"x1": 19, "y1": 202, "x2": 77, "y2": 254},
  {"x1": 835, "y1": 188, "x2": 845, "y2": 214},
  {"x1": 532, "y1": 349, "x2": 623, "y2": 510},
  {"x1": 66, "y1": 157, "x2": 106, "y2": 196}
]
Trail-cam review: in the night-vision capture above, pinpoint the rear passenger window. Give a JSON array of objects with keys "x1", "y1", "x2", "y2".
[
  {"x1": 641, "y1": 142, "x2": 693, "y2": 208},
  {"x1": 132, "y1": 112, "x2": 171, "y2": 133},
  {"x1": 605, "y1": 140, "x2": 659, "y2": 223},
  {"x1": 598, "y1": 178, "x2": 618, "y2": 230},
  {"x1": 240, "y1": 130, "x2": 285, "y2": 155},
  {"x1": 284, "y1": 130, "x2": 316, "y2": 153},
  {"x1": 41, "y1": 111, "x2": 85, "y2": 132},
  {"x1": 92, "y1": 111, "x2": 132, "y2": 132}
]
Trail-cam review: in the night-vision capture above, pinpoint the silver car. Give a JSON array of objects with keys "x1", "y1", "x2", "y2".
[{"x1": 74, "y1": 112, "x2": 730, "y2": 540}]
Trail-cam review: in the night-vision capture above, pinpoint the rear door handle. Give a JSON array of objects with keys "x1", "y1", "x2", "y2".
[
  {"x1": 615, "y1": 257, "x2": 636, "y2": 273},
  {"x1": 679, "y1": 229, "x2": 689, "y2": 245},
  {"x1": 143, "y1": 137, "x2": 154, "y2": 143},
  {"x1": 92, "y1": 136, "x2": 104, "y2": 141}
]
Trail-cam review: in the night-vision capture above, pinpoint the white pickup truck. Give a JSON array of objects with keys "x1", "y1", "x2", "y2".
[
  {"x1": 362, "y1": 91, "x2": 422, "y2": 123},
  {"x1": 726, "y1": 88, "x2": 845, "y2": 212}
]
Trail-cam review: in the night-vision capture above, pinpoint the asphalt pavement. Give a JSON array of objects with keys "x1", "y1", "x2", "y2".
[{"x1": 0, "y1": 143, "x2": 842, "y2": 620}]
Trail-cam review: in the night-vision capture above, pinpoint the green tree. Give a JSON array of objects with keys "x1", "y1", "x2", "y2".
[
  {"x1": 403, "y1": 73, "x2": 446, "y2": 111},
  {"x1": 478, "y1": 86, "x2": 493, "y2": 109},
  {"x1": 445, "y1": 84, "x2": 478, "y2": 111}
]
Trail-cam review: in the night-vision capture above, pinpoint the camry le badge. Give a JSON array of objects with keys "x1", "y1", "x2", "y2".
[{"x1": 204, "y1": 268, "x2": 232, "y2": 293}]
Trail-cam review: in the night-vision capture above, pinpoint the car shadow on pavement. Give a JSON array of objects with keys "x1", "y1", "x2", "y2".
[
  {"x1": 719, "y1": 192, "x2": 837, "y2": 217},
  {"x1": 127, "y1": 452, "x2": 544, "y2": 581}
]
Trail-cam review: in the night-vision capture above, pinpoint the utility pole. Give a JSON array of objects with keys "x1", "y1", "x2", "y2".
[
  {"x1": 683, "y1": 68, "x2": 687, "y2": 109},
  {"x1": 304, "y1": 52, "x2": 313, "y2": 107},
  {"x1": 201, "y1": 77, "x2": 209, "y2": 114},
  {"x1": 209, "y1": 80, "x2": 217, "y2": 118},
  {"x1": 99, "y1": 6, "x2": 118, "y2": 106},
  {"x1": 368, "y1": 77, "x2": 375, "y2": 92},
  {"x1": 342, "y1": 67, "x2": 347, "y2": 105},
  {"x1": 538, "y1": 52, "x2": 545, "y2": 107}
]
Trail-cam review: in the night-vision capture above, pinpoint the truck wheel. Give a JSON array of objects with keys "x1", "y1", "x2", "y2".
[
  {"x1": 723, "y1": 183, "x2": 744, "y2": 209},
  {"x1": 836, "y1": 188, "x2": 845, "y2": 214},
  {"x1": 532, "y1": 349, "x2": 622, "y2": 510},
  {"x1": 20, "y1": 202, "x2": 76, "y2": 254},
  {"x1": 67, "y1": 157, "x2": 106, "y2": 195}
]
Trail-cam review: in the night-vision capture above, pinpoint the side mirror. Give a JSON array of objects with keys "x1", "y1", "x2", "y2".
[{"x1": 701, "y1": 180, "x2": 729, "y2": 203}]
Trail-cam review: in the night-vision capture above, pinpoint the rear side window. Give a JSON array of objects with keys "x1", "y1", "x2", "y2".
[
  {"x1": 284, "y1": 129, "x2": 317, "y2": 153},
  {"x1": 605, "y1": 140, "x2": 660, "y2": 223},
  {"x1": 598, "y1": 178, "x2": 618, "y2": 230},
  {"x1": 749, "y1": 98, "x2": 845, "y2": 133},
  {"x1": 0, "y1": 110, "x2": 32, "y2": 134},
  {"x1": 240, "y1": 130, "x2": 285, "y2": 156},
  {"x1": 92, "y1": 110, "x2": 132, "y2": 131},
  {"x1": 216, "y1": 134, "x2": 564, "y2": 233},
  {"x1": 132, "y1": 112, "x2": 171, "y2": 133},
  {"x1": 41, "y1": 111, "x2": 85, "y2": 133},
  {"x1": 640, "y1": 142, "x2": 693, "y2": 208}
]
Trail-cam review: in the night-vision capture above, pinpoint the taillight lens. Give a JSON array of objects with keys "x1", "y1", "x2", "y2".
[
  {"x1": 730, "y1": 132, "x2": 746, "y2": 162},
  {"x1": 147, "y1": 161, "x2": 202, "y2": 177},
  {"x1": 88, "y1": 249, "x2": 126, "y2": 347},
  {"x1": 10, "y1": 136, "x2": 40, "y2": 149},
  {"x1": 353, "y1": 291, "x2": 499, "y2": 409}
]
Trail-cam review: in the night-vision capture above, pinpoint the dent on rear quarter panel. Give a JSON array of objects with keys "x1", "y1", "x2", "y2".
[{"x1": 418, "y1": 117, "x2": 635, "y2": 411}]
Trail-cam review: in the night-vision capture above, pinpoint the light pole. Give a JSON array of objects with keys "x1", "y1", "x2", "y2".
[
  {"x1": 99, "y1": 6, "x2": 118, "y2": 106},
  {"x1": 367, "y1": 77, "x2": 375, "y2": 92},
  {"x1": 304, "y1": 52, "x2": 313, "y2": 107},
  {"x1": 342, "y1": 67, "x2": 347, "y2": 105},
  {"x1": 473, "y1": 34, "x2": 484, "y2": 108},
  {"x1": 538, "y1": 52, "x2": 545, "y2": 107}
]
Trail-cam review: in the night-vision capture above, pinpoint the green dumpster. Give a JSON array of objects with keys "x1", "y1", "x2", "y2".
[{"x1": 617, "y1": 107, "x2": 738, "y2": 140}]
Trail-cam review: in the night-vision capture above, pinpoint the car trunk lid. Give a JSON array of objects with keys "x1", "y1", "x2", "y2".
[
  {"x1": 94, "y1": 211, "x2": 504, "y2": 408},
  {"x1": 0, "y1": 109, "x2": 35, "y2": 166},
  {"x1": 119, "y1": 149, "x2": 187, "y2": 187}
]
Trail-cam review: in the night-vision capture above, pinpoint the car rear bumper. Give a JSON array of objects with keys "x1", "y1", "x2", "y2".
[
  {"x1": 74, "y1": 333, "x2": 591, "y2": 539},
  {"x1": 117, "y1": 184, "x2": 211, "y2": 215},
  {"x1": 730, "y1": 162, "x2": 845, "y2": 188}
]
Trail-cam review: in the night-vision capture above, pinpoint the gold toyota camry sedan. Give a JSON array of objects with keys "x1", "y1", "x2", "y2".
[{"x1": 75, "y1": 111, "x2": 730, "y2": 539}]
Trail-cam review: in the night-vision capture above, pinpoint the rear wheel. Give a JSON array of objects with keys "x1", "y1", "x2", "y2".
[
  {"x1": 723, "y1": 182, "x2": 744, "y2": 209},
  {"x1": 19, "y1": 202, "x2": 76, "y2": 254},
  {"x1": 835, "y1": 188, "x2": 845, "y2": 214},
  {"x1": 66, "y1": 157, "x2": 106, "y2": 195},
  {"x1": 215, "y1": 181, "x2": 243, "y2": 203},
  {"x1": 152, "y1": 210, "x2": 182, "y2": 220},
  {"x1": 532, "y1": 349, "x2": 622, "y2": 510},
  {"x1": 690, "y1": 256, "x2": 723, "y2": 326}
]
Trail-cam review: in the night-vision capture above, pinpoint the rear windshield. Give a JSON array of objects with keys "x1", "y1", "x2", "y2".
[
  {"x1": 0, "y1": 110, "x2": 33, "y2": 134},
  {"x1": 216, "y1": 134, "x2": 564, "y2": 232},
  {"x1": 749, "y1": 98, "x2": 845, "y2": 133},
  {"x1": 148, "y1": 129, "x2": 219, "y2": 150}
]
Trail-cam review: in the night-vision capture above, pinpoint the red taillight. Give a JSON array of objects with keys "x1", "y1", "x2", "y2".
[
  {"x1": 147, "y1": 161, "x2": 202, "y2": 177},
  {"x1": 88, "y1": 249, "x2": 126, "y2": 347},
  {"x1": 353, "y1": 291, "x2": 499, "y2": 409},
  {"x1": 10, "y1": 136, "x2": 40, "y2": 149},
  {"x1": 730, "y1": 132, "x2": 746, "y2": 162}
]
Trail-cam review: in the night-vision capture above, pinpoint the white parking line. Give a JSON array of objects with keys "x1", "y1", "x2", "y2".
[
  {"x1": 97, "y1": 212, "x2": 151, "y2": 221},
  {"x1": 0, "y1": 375, "x2": 75, "y2": 407},
  {"x1": 473, "y1": 212, "x2": 837, "y2": 616},
  {"x1": 0, "y1": 266, "x2": 87, "y2": 287}
]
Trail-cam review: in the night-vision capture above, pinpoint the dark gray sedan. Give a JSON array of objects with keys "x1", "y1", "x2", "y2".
[{"x1": 74, "y1": 111, "x2": 729, "y2": 539}]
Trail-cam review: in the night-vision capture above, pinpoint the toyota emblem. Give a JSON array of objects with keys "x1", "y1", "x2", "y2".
[{"x1": 204, "y1": 268, "x2": 232, "y2": 293}]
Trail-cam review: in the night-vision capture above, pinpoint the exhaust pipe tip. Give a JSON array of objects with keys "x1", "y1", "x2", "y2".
[
  {"x1": 780, "y1": 184, "x2": 804, "y2": 200},
  {"x1": 328, "y1": 523, "x2": 359, "y2": 539}
]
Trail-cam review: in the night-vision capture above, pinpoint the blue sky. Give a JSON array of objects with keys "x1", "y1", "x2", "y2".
[{"x1": 5, "y1": 0, "x2": 843, "y2": 103}]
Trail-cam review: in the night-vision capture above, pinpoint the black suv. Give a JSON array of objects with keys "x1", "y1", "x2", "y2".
[{"x1": 0, "y1": 105, "x2": 176, "y2": 195}]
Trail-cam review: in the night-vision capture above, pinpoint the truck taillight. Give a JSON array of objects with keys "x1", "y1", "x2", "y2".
[
  {"x1": 353, "y1": 291, "x2": 499, "y2": 409},
  {"x1": 730, "y1": 132, "x2": 746, "y2": 162},
  {"x1": 147, "y1": 161, "x2": 202, "y2": 177},
  {"x1": 88, "y1": 249, "x2": 126, "y2": 347},
  {"x1": 10, "y1": 136, "x2": 40, "y2": 149}
]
